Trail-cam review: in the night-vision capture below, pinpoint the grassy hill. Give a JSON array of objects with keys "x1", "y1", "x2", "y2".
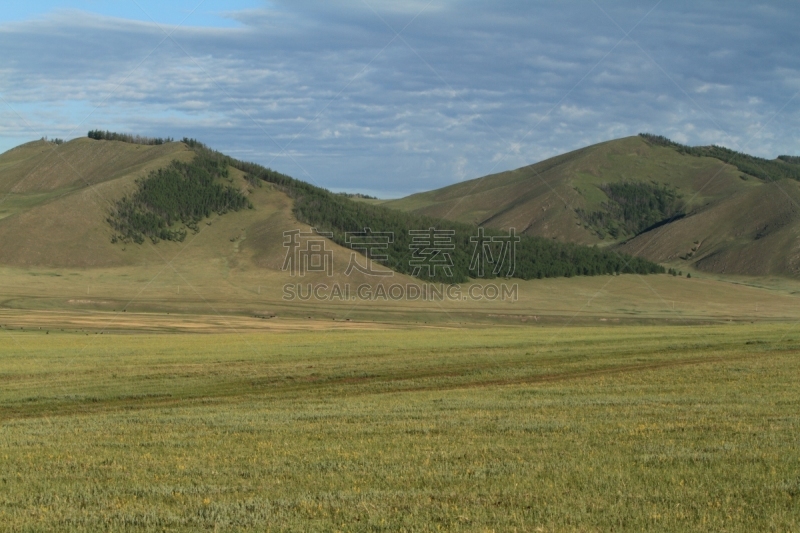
[
  {"x1": 199, "y1": 140, "x2": 661, "y2": 281},
  {"x1": 0, "y1": 138, "x2": 196, "y2": 267},
  {"x1": 3, "y1": 131, "x2": 797, "y2": 294},
  {"x1": 0, "y1": 138, "x2": 360, "y2": 281},
  {"x1": 0, "y1": 136, "x2": 662, "y2": 280},
  {"x1": 385, "y1": 135, "x2": 800, "y2": 277}
]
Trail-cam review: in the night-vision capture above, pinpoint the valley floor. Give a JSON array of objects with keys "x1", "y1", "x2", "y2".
[
  {"x1": 2, "y1": 266, "x2": 800, "y2": 331},
  {"x1": 1, "y1": 324, "x2": 799, "y2": 531}
]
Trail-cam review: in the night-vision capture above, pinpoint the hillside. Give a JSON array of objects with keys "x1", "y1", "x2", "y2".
[
  {"x1": 196, "y1": 140, "x2": 660, "y2": 281},
  {"x1": 0, "y1": 136, "x2": 661, "y2": 282},
  {"x1": 0, "y1": 138, "x2": 195, "y2": 267},
  {"x1": 2, "y1": 135, "x2": 800, "y2": 327},
  {"x1": 386, "y1": 135, "x2": 800, "y2": 277},
  {"x1": 0, "y1": 138, "x2": 376, "y2": 288}
]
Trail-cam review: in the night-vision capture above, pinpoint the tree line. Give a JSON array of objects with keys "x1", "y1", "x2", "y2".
[
  {"x1": 639, "y1": 133, "x2": 800, "y2": 182},
  {"x1": 88, "y1": 130, "x2": 174, "y2": 146}
]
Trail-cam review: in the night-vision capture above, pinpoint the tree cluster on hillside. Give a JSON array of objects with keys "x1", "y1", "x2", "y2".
[
  {"x1": 88, "y1": 130, "x2": 173, "y2": 146},
  {"x1": 778, "y1": 155, "x2": 800, "y2": 165},
  {"x1": 576, "y1": 181, "x2": 685, "y2": 240},
  {"x1": 337, "y1": 192, "x2": 378, "y2": 199},
  {"x1": 108, "y1": 155, "x2": 251, "y2": 244},
  {"x1": 291, "y1": 184, "x2": 664, "y2": 281},
  {"x1": 179, "y1": 139, "x2": 663, "y2": 282},
  {"x1": 639, "y1": 133, "x2": 800, "y2": 182},
  {"x1": 667, "y1": 268, "x2": 690, "y2": 278}
]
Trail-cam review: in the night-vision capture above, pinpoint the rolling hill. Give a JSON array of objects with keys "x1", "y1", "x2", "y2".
[
  {"x1": 0, "y1": 137, "x2": 380, "y2": 285},
  {"x1": 0, "y1": 138, "x2": 195, "y2": 267},
  {"x1": 2, "y1": 134, "x2": 800, "y2": 327},
  {"x1": 0, "y1": 135, "x2": 661, "y2": 281},
  {"x1": 386, "y1": 135, "x2": 800, "y2": 277},
  {"x1": 2, "y1": 130, "x2": 797, "y2": 299}
]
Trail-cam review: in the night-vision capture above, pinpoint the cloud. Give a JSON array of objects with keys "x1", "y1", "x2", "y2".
[
  {"x1": 1, "y1": 1, "x2": 799, "y2": 195},
  {"x1": 695, "y1": 83, "x2": 730, "y2": 94}
]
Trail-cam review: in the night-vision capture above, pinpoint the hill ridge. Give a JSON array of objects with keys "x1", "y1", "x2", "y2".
[
  {"x1": 386, "y1": 135, "x2": 800, "y2": 277},
  {"x1": 0, "y1": 135, "x2": 663, "y2": 280}
]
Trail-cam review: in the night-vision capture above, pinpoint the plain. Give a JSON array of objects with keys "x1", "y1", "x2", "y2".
[{"x1": 1, "y1": 323, "x2": 799, "y2": 531}]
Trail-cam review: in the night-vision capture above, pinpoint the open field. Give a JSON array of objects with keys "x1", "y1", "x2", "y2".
[
  {"x1": 1, "y1": 324, "x2": 799, "y2": 531},
  {"x1": 0, "y1": 270, "x2": 800, "y2": 334},
  {"x1": 2, "y1": 264, "x2": 800, "y2": 334}
]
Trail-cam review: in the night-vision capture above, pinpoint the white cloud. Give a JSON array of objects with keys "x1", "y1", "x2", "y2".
[{"x1": 695, "y1": 82, "x2": 730, "y2": 94}]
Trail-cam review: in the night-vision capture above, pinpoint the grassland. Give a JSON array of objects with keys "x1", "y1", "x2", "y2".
[
  {"x1": 4, "y1": 264, "x2": 800, "y2": 330},
  {"x1": 1, "y1": 324, "x2": 799, "y2": 531}
]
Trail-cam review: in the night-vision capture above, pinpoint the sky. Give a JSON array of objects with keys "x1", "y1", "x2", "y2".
[{"x1": 1, "y1": 1, "x2": 798, "y2": 197}]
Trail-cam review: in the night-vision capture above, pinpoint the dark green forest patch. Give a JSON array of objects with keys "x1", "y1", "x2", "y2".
[
  {"x1": 576, "y1": 181, "x2": 685, "y2": 240},
  {"x1": 108, "y1": 155, "x2": 251, "y2": 245},
  {"x1": 88, "y1": 129, "x2": 173, "y2": 146}
]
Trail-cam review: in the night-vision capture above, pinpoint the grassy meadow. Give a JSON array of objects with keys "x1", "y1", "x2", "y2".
[{"x1": 1, "y1": 324, "x2": 799, "y2": 531}]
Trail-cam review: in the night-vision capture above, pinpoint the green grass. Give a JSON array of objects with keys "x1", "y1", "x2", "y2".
[
  {"x1": 1, "y1": 324, "x2": 799, "y2": 531},
  {"x1": 0, "y1": 190, "x2": 79, "y2": 220}
]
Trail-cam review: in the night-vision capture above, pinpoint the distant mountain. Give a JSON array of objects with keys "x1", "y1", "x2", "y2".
[{"x1": 385, "y1": 135, "x2": 800, "y2": 277}]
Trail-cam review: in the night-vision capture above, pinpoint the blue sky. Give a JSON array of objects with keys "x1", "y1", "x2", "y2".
[
  {"x1": 1, "y1": 1, "x2": 798, "y2": 197},
  {"x1": 0, "y1": 1, "x2": 261, "y2": 27}
]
